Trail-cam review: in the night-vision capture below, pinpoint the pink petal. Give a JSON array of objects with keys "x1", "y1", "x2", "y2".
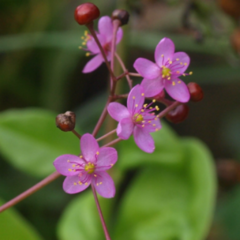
[
  {"x1": 155, "y1": 38, "x2": 175, "y2": 67},
  {"x1": 63, "y1": 173, "x2": 91, "y2": 194},
  {"x1": 133, "y1": 58, "x2": 160, "y2": 79},
  {"x1": 116, "y1": 27, "x2": 123, "y2": 44},
  {"x1": 144, "y1": 116, "x2": 162, "y2": 132},
  {"x1": 53, "y1": 154, "x2": 84, "y2": 176},
  {"x1": 141, "y1": 77, "x2": 164, "y2": 97},
  {"x1": 87, "y1": 34, "x2": 106, "y2": 54},
  {"x1": 98, "y1": 16, "x2": 113, "y2": 43},
  {"x1": 170, "y1": 52, "x2": 190, "y2": 75},
  {"x1": 93, "y1": 171, "x2": 115, "y2": 198},
  {"x1": 164, "y1": 78, "x2": 190, "y2": 103},
  {"x1": 82, "y1": 54, "x2": 103, "y2": 73},
  {"x1": 133, "y1": 126, "x2": 155, "y2": 153},
  {"x1": 127, "y1": 84, "x2": 145, "y2": 115},
  {"x1": 96, "y1": 147, "x2": 118, "y2": 171},
  {"x1": 107, "y1": 102, "x2": 130, "y2": 122},
  {"x1": 81, "y1": 134, "x2": 99, "y2": 163},
  {"x1": 117, "y1": 117, "x2": 134, "y2": 140}
]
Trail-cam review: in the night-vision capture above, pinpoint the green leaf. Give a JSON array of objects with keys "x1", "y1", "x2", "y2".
[
  {"x1": 117, "y1": 121, "x2": 184, "y2": 170},
  {"x1": 0, "y1": 108, "x2": 79, "y2": 177},
  {"x1": 57, "y1": 191, "x2": 112, "y2": 240},
  {"x1": 113, "y1": 138, "x2": 216, "y2": 240},
  {"x1": 0, "y1": 198, "x2": 43, "y2": 240}
]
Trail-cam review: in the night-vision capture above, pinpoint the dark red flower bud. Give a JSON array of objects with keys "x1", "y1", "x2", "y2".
[
  {"x1": 111, "y1": 9, "x2": 129, "y2": 26},
  {"x1": 166, "y1": 104, "x2": 189, "y2": 124},
  {"x1": 56, "y1": 111, "x2": 76, "y2": 132},
  {"x1": 187, "y1": 82, "x2": 204, "y2": 102},
  {"x1": 74, "y1": 3, "x2": 100, "y2": 25}
]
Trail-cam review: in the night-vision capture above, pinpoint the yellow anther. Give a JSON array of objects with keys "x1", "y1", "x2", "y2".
[
  {"x1": 72, "y1": 164, "x2": 76, "y2": 167},
  {"x1": 176, "y1": 58, "x2": 179, "y2": 61},
  {"x1": 150, "y1": 107, "x2": 153, "y2": 109},
  {"x1": 178, "y1": 81, "x2": 181, "y2": 83},
  {"x1": 100, "y1": 182, "x2": 102, "y2": 185},
  {"x1": 132, "y1": 96, "x2": 135, "y2": 99},
  {"x1": 96, "y1": 151, "x2": 99, "y2": 155},
  {"x1": 155, "y1": 117, "x2": 158, "y2": 120},
  {"x1": 144, "y1": 104, "x2": 148, "y2": 108},
  {"x1": 68, "y1": 169, "x2": 72, "y2": 172},
  {"x1": 148, "y1": 121, "x2": 151, "y2": 123},
  {"x1": 94, "y1": 174, "x2": 97, "y2": 177},
  {"x1": 142, "y1": 120, "x2": 145, "y2": 123},
  {"x1": 183, "y1": 73, "x2": 186, "y2": 76},
  {"x1": 74, "y1": 182, "x2": 77, "y2": 185},
  {"x1": 80, "y1": 155, "x2": 83, "y2": 158},
  {"x1": 81, "y1": 36, "x2": 84, "y2": 40},
  {"x1": 153, "y1": 124, "x2": 156, "y2": 126},
  {"x1": 161, "y1": 54, "x2": 164, "y2": 57},
  {"x1": 86, "y1": 52, "x2": 90, "y2": 57},
  {"x1": 142, "y1": 125, "x2": 145, "y2": 127},
  {"x1": 78, "y1": 181, "x2": 82, "y2": 185},
  {"x1": 172, "y1": 81, "x2": 175, "y2": 86},
  {"x1": 110, "y1": 164, "x2": 113, "y2": 166},
  {"x1": 141, "y1": 109, "x2": 144, "y2": 112},
  {"x1": 176, "y1": 71, "x2": 180, "y2": 74},
  {"x1": 184, "y1": 63, "x2": 187, "y2": 66},
  {"x1": 189, "y1": 71, "x2": 193, "y2": 75},
  {"x1": 84, "y1": 162, "x2": 95, "y2": 174},
  {"x1": 152, "y1": 99, "x2": 156, "y2": 103},
  {"x1": 78, "y1": 46, "x2": 82, "y2": 49},
  {"x1": 85, "y1": 182, "x2": 88, "y2": 185},
  {"x1": 167, "y1": 77, "x2": 171, "y2": 80},
  {"x1": 82, "y1": 42, "x2": 86, "y2": 46},
  {"x1": 135, "y1": 104, "x2": 138, "y2": 107},
  {"x1": 73, "y1": 169, "x2": 76, "y2": 172},
  {"x1": 155, "y1": 106, "x2": 160, "y2": 111},
  {"x1": 67, "y1": 160, "x2": 70, "y2": 162},
  {"x1": 180, "y1": 62, "x2": 183, "y2": 65},
  {"x1": 169, "y1": 61, "x2": 172, "y2": 64},
  {"x1": 141, "y1": 93, "x2": 144, "y2": 96},
  {"x1": 162, "y1": 67, "x2": 171, "y2": 78}
]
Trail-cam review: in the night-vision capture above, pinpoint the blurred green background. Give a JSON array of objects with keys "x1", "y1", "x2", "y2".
[{"x1": 0, "y1": 0, "x2": 240, "y2": 239}]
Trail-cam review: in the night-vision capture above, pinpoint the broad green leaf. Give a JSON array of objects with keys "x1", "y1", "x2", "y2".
[
  {"x1": 0, "y1": 198, "x2": 43, "y2": 240},
  {"x1": 57, "y1": 191, "x2": 113, "y2": 240},
  {"x1": 113, "y1": 138, "x2": 216, "y2": 240},
  {"x1": 0, "y1": 108, "x2": 79, "y2": 177},
  {"x1": 117, "y1": 122, "x2": 184, "y2": 170}
]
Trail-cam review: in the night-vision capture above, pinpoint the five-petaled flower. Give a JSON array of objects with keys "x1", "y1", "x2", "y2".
[
  {"x1": 81, "y1": 16, "x2": 123, "y2": 73},
  {"x1": 53, "y1": 133, "x2": 117, "y2": 198},
  {"x1": 133, "y1": 37, "x2": 191, "y2": 103},
  {"x1": 107, "y1": 85, "x2": 162, "y2": 153}
]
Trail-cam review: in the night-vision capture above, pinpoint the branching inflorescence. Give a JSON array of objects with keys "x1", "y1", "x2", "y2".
[{"x1": 0, "y1": 2, "x2": 204, "y2": 240}]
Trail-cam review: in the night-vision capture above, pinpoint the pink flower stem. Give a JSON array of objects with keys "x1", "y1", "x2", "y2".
[
  {"x1": 91, "y1": 184, "x2": 111, "y2": 240},
  {"x1": 128, "y1": 72, "x2": 142, "y2": 77},
  {"x1": 116, "y1": 71, "x2": 129, "y2": 81},
  {"x1": 103, "y1": 137, "x2": 122, "y2": 147},
  {"x1": 86, "y1": 22, "x2": 116, "y2": 81},
  {"x1": 72, "y1": 129, "x2": 81, "y2": 139},
  {"x1": 110, "y1": 19, "x2": 121, "y2": 96},
  {"x1": 112, "y1": 93, "x2": 128, "y2": 100},
  {"x1": 96, "y1": 129, "x2": 116, "y2": 142},
  {"x1": 157, "y1": 101, "x2": 180, "y2": 119},
  {"x1": 115, "y1": 52, "x2": 132, "y2": 89},
  {"x1": 92, "y1": 97, "x2": 111, "y2": 137},
  {"x1": 0, "y1": 171, "x2": 61, "y2": 213}
]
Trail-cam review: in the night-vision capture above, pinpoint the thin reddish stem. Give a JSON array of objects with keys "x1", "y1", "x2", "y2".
[
  {"x1": 115, "y1": 52, "x2": 132, "y2": 89},
  {"x1": 157, "y1": 101, "x2": 180, "y2": 119},
  {"x1": 103, "y1": 138, "x2": 122, "y2": 147},
  {"x1": 72, "y1": 129, "x2": 81, "y2": 139},
  {"x1": 128, "y1": 72, "x2": 142, "y2": 77},
  {"x1": 97, "y1": 129, "x2": 116, "y2": 142},
  {"x1": 91, "y1": 184, "x2": 111, "y2": 240},
  {"x1": 86, "y1": 22, "x2": 116, "y2": 81},
  {"x1": 0, "y1": 171, "x2": 61, "y2": 213}
]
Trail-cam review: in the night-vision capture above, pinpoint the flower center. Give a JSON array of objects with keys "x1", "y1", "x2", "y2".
[
  {"x1": 84, "y1": 162, "x2": 95, "y2": 174},
  {"x1": 134, "y1": 113, "x2": 143, "y2": 123},
  {"x1": 162, "y1": 67, "x2": 171, "y2": 78}
]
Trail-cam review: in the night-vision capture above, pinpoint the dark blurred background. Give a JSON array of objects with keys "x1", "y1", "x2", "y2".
[{"x1": 0, "y1": 0, "x2": 240, "y2": 239}]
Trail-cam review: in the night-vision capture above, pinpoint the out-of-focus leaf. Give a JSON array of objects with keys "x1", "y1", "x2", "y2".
[
  {"x1": 117, "y1": 122, "x2": 184, "y2": 170},
  {"x1": 113, "y1": 138, "x2": 216, "y2": 240},
  {"x1": 0, "y1": 108, "x2": 79, "y2": 177},
  {"x1": 0, "y1": 198, "x2": 43, "y2": 240},
  {"x1": 57, "y1": 191, "x2": 112, "y2": 240}
]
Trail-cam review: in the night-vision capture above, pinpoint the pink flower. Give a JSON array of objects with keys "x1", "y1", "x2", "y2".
[
  {"x1": 133, "y1": 38, "x2": 191, "y2": 103},
  {"x1": 81, "y1": 16, "x2": 123, "y2": 73},
  {"x1": 53, "y1": 133, "x2": 117, "y2": 198},
  {"x1": 107, "y1": 85, "x2": 162, "y2": 153}
]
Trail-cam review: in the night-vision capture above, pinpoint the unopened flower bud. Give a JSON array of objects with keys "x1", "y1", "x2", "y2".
[
  {"x1": 56, "y1": 111, "x2": 76, "y2": 132},
  {"x1": 111, "y1": 9, "x2": 129, "y2": 26},
  {"x1": 74, "y1": 3, "x2": 100, "y2": 25},
  {"x1": 187, "y1": 82, "x2": 203, "y2": 102},
  {"x1": 166, "y1": 104, "x2": 189, "y2": 124}
]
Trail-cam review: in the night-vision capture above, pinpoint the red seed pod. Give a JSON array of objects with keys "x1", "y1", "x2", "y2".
[
  {"x1": 166, "y1": 104, "x2": 189, "y2": 124},
  {"x1": 218, "y1": 0, "x2": 240, "y2": 19},
  {"x1": 153, "y1": 90, "x2": 165, "y2": 101},
  {"x1": 111, "y1": 9, "x2": 129, "y2": 26},
  {"x1": 74, "y1": 3, "x2": 100, "y2": 25},
  {"x1": 56, "y1": 111, "x2": 76, "y2": 132},
  {"x1": 187, "y1": 82, "x2": 204, "y2": 102}
]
